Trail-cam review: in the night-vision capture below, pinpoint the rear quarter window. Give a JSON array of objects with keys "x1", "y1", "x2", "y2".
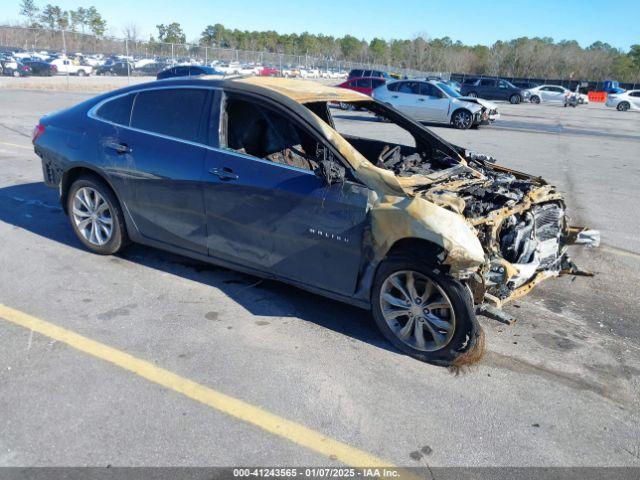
[
  {"x1": 130, "y1": 88, "x2": 208, "y2": 142},
  {"x1": 95, "y1": 94, "x2": 134, "y2": 125}
]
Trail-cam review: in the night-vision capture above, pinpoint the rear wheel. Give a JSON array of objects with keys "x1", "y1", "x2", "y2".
[
  {"x1": 451, "y1": 109, "x2": 473, "y2": 129},
  {"x1": 530, "y1": 95, "x2": 540, "y2": 104},
  {"x1": 510, "y1": 94, "x2": 521, "y2": 104},
  {"x1": 371, "y1": 255, "x2": 483, "y2": 366},
  {"x1": 617, "y1": 102, "x2": 630, "y2": 111},
  {"x1": 12, "y1": 70, "x2": 20, "y2": 78},
  {"x1": 67, "y1": 176, "x2": 129, "y2": 255},
  {"x1": 77, "y1": 69, "x2": 86, "y2": 77}
]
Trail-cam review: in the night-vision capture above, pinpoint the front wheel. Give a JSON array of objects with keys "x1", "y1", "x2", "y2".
[
  {"x1": 510, "y1": 94, "x2": 521, "y2": 104},
  {"x1": 451, "y1": 109, "x2": 473, "y2": 129},
  {"x1": 617, "y1": 102, "x2": 630, "y2": 111},
  {"x1": 67, "y1": 176, "x2": 129, "y2": 255},
  {"x1": 371, "y1": 257, "x2": 484, "y2": 366},
  {"x1": 530, "y1": 95, "x2": 540, "y2": 104}
]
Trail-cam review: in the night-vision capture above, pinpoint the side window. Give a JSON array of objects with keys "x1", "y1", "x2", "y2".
[
  {"x1": 372, "y1": 79, "x2": 385, "y2": 88},
  {"x1": 498, "y1": 80, "x2": 509, "y2": 88},
  {"x1": 363, "y1": 70, "x2": 372, "y2": 77},
  {"x1": 398, "y1": 82, "x2": 420, "y2": 94},
  {"x1": 130, "y1": 88, "x2": 208, "y2": 142},
  {"x1": 419, "y1": 83, "x2": 440, "y2": 97},
  {"x1": 480, "y1": 79, "x2": 495, "y2": 86},
  {"x1": 96, "y1": 94, "x2": 134, "y2": 125},
  {"x1": 356, "y1": 78, "x2": 372, "y2": 88},
  {"x1": 225, "y1": 97, "x2": 322, "y2": 171},
  {"x1": 387, "y1": 82, "x2": 400, "y2": 92},
  {"x1": 629, "y1": 91, "x2": 640, "y2": 97}
]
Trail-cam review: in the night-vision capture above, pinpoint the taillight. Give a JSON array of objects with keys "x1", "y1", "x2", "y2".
[{"x1": 32, "y1": 124, "x2": 45, "y2": 144}]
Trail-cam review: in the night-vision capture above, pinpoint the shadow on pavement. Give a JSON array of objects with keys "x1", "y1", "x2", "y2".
[{"x1": 0, "y1": 181, "x2": 395, "y2": 354}]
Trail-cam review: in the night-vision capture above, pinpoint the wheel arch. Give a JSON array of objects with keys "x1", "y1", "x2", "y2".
[{"x1": 60, "y1": 166, "x2": 121, "y2": 214}]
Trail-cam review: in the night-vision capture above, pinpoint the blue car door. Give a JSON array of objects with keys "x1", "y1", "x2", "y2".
[
  {"x1": 203, "y1": 94, "x2": 369, "y2": 296},
  {"x1": 93, "y1": 87, "x2": 211, "y2": 254}
]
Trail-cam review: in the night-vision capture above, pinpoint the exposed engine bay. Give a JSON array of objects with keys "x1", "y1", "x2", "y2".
[{"x1": 347, "y1": 129, "x2": 599, "y2": 307}]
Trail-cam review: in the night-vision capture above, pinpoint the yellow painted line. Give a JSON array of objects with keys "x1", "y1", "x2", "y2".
[
  {"x1": 0, "y1": 303, "x2": 392, "y2": 468},
  {"x1": 0, "y1": 141, "x2": 32, "y2": 150}
]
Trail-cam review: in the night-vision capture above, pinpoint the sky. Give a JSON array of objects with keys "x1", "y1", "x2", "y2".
[{"x1": 7, "y1": 0, "x2": 639, "y2": 51}]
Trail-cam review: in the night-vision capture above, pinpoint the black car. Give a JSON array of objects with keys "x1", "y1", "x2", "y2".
[
  {"x1": 96, "y1": 61, "x2": 133, "y2": 76},
  {"x1": 4, "y1": 60, "x2": 32, "y2": 77},
  {"x1": 22, "y1": 60, "x2": 57, "y2": 76},
  {"x1": 348, "y1": 68, "x2": 389, "y2": 80},
  {"x1": 459, "y1": 77, "x2": 529, "y2": 104},
  {"x1": 133, "y1": 62, "x2": 164, "y2": 76},
  {"x1": 156, "y1": 65, "x2": 216, "y2": 80}
]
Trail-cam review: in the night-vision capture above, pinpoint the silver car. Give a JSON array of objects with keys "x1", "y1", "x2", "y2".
[{"x1": 373, "y1": 79, "x2": 500, "y2": 129}]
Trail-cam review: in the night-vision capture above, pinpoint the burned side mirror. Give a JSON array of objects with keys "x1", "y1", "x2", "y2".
[{"x1": 317, "y1": 159, "x2": 346, "y2": 186}]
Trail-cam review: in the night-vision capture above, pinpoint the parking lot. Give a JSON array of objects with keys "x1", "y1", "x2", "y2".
[{"x1": 1, "y1": 84, "x2": 640, "y2": 469}]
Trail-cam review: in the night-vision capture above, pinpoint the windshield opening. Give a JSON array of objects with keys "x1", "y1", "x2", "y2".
[
  {"x1": 306, "y1": 100, "x2": 463, "y2": 177},
  {"x1": 437, "y1": 82, "x2": 461, "y2": 98}
]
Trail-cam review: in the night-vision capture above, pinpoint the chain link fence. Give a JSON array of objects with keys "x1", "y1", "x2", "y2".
[{"x1": 1, "y1": 25, "x2": 442, "y2": 79}]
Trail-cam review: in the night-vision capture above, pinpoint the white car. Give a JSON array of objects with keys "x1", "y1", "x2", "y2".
[
  {"x1": 527, "y1": 85, "x2": 589, "y2": 104},
  {"x1": 605, "y1": 90, "x2": 640, "y2": 111},
  {"x1": 373, "y1": 79, "x2": 500, "y2": 129},
  {"x1": 49, "y1": 58, "x2": 92, "y2": 76}
]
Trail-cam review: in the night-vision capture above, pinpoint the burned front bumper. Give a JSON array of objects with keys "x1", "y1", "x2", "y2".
[{"x1": 468, "y1": 201, "x2": 599, "y2": 308}]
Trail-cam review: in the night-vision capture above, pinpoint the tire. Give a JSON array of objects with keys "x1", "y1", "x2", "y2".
[
  {"x1": 467, "y1": 91, "x2": 478, "y2": 98},
  {"x1": 12, "y1": 70, "x2": 20, "y2": 78},
  {"x1": 530, "y1": 95, "x2": 540, "y2": 104},
  {"x1": 509, "y1": 94, "x2": 521, "y2": 104},
  {"x1": 617, "y1": 102, "x2": 630, "y2": 112},
  {"x1": 451, "y1": 109, "x2": 473, "y2": 130},
  {"x1": 371, "y1": 254, "x2": 483, "y2": 366},
  {"x1": 67, "y1": 175, "x2": 129, "y2": 255},
  {"x1": 77, "y1": 69, "x2": 86, "y2": 77}
]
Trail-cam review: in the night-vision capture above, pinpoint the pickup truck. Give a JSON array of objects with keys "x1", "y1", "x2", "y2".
[
  {"x1": 460, "y1": 77, "x2": 529, "y2": 104},
  {"x1": 49, "y1": 58, "x2": 92, "y2": 76}
]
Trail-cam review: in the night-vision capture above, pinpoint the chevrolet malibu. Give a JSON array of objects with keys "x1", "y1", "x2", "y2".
[{"x1": 33, "y1": 77, "x2": 598, "y2": 366}]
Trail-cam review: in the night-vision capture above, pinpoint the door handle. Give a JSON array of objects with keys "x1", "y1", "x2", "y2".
[
  {"x1": 209, "y1": 167, "x2": 238, "y2": 181},
  {"x1": 104, "y1": 141, "x2": 131, "y2": 154},
  {"x1": 391, "y1": 95, "x2": 399, "y2": 99},
  {"x1": 418, "y1": 98, "x2": 426, "y2": 101}
]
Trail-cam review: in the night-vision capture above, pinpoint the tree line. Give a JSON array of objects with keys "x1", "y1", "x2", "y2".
[
  {"x1": 19, "y1": 0, "x2": 106, "y2": 36},
  {"x1": 16, "y1": 1, "x2": 640, "y2": 82}
]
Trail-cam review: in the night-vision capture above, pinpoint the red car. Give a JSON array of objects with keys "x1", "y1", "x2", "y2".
[
  {"x1": 336, "y1": 76, "x2": 387, "y2": 96},
  {"x1": 259, "y1": 66, "x2": 280, "y2": 77}
]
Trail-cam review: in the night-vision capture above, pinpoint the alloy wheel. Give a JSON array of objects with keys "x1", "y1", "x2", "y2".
[
  {"x1": 453, "y1": 110, "x2": 472, "y2": 129},
  {"x1": 72, "y1": 187, "x2": 113, "y2": 246},
  {"x1": 379, "y1": 270, "x2": 456, "y2": 352}
]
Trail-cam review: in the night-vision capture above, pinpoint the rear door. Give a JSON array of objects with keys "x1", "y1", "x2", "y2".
[
  {"x1": 202, "y1": 94, "x2": 369, "y2": 296},
  {"x1": 479, "y1": 78, "x2": 498, "y2": 98},
  {"x1": 394, "y1": 81, "x2": 425, "y2": 119},
  {"x1": 629, "y1": 91, "x2": 640, "y2": 109},
  {"x1": 94, "y1": 87, "x2": 211, "y2": 254}
]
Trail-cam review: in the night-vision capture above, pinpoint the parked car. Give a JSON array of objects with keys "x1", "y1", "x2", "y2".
[
  {"x1": 605, "y1": 90, "x2": 640, "y2": 111},
  {"x1": 3, "y1": 59, "x2": 32, "y2": 77},
  {"x1": 1, "y1": 57, "x2": 20, "y2": 76},
  {"x1": 32, "y1": 77, "x2": 598, "y2": 365},
  {"x1": 133, "y1": 62, "x2": 164, "y2": 76},
  {"x1": 50, "y1": 58, "x2": 92, "y2": 76},
  {"x1": 336, "y1": 76, "x2": 387, "y2": 97},
  {"x1": 348, "y1": 69, "x2": 389, "y2": 79},
  {"x1": 527, "y1": 85, "x2": 589, "y2": 104},
  {"x1": 96, "y1": 61, "x2": 133, "y2": 76},
  {"x1": 22, "y1": 60, "x2": 57, "y2": 76},
  {"x1": 157, "y1": 65, "x2": 216, "y2": 80},
  {"x1": 459, "y1": 77, "x2": 530, "y2": 104},
  {"x1": 373, "y1": 79, "x2": 499, "y2": 129},
  {"x1": 259, "y1": 66, "x2": 279, "y2": 77}
]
